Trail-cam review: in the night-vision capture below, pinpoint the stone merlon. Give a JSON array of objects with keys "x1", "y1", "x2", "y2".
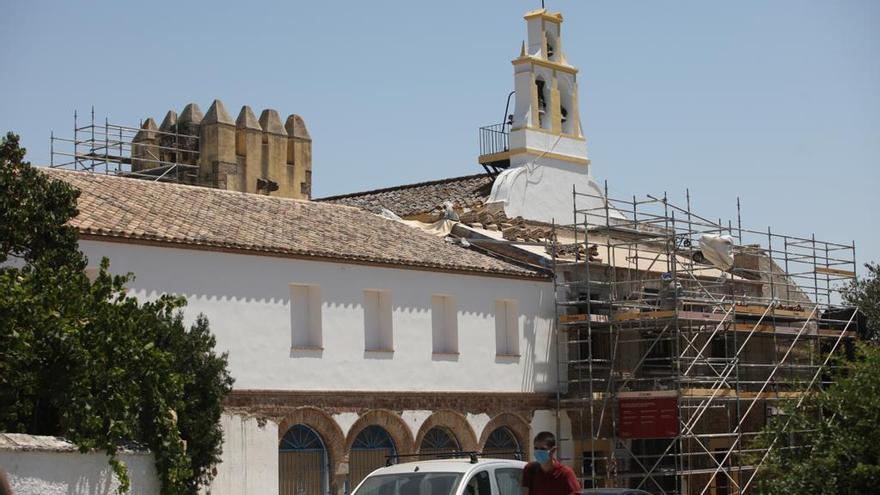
[
  {"x1": 159, "y1": 110, "x2": 177, "y2": 132},
  {"x1": 285, "y1": 114, "x2": 310, "y2": 140},
  {"x1": 133, "y1": 118, "x2": 158, "y2": 142},
  {"x1": 203, "y1": 99, "x2": 234, "y2": 126},
  {"x1": 236, "y1": 105, "x2": 261, "y2": 130},
  {"x1": 179, "y1": 102, "x2": 204, "y2": 125},
  {"x1": 259, "y1": 109, "x2": 287, "y2": 136}
]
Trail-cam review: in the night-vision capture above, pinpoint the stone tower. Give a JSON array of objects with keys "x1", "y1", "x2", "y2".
[{"x1": 131, "y1": 99, "x2": 312, "y2": 200}]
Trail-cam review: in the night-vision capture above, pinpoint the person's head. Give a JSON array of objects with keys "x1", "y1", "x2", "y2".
[
  {"x1": 533, "y1": 431, "x2": 557, "y2": 465},
  {"x1": 0, "y1": 469, "x2": 12, "y2": 495}
]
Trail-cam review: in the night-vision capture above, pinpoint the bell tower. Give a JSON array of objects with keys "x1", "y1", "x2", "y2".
[
  {"x1": 509, "y1": 8, "x2": 588, "y2": 167},
  {"x1": 485, "y1": 8, "x2": 616, "y2": 225}
]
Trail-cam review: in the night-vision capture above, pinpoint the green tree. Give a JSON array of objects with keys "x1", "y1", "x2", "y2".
[
  {"x1": 0, "y1": 133, "x2": 81, "y2": 269},
  {"x1": 842, "y1": 262, "x2": 880, "y2": 342},
  {"x1": 0, "y1": 132, "x2": 234, "y2": 494},
  {"x1": 750, "y1": 343, "x2": 880, "y2": 494}
]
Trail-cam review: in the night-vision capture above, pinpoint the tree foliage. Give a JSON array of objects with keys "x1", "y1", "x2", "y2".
[
  {"x1": 750, "y1": 343, "x2": 880, "y2": 494},
  {"x1": 0, "y1": 132, "x2": 234, "y2": 494},
  {"x1": 0, "y1": 133, "x2": 81, "y2": 269},
  {"x1": 842, "y1": 262, "x2": 880, "y2": 343},
  {"x1": 750, "y1": 263, "x2": 880, "y2": 493}
]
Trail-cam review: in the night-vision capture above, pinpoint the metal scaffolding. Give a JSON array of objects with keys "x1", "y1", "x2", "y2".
[
  {"x1": 551, "y1": 184, "x2": 858, "y2": 495},
  {"x1": 49, "y1": 107, "x2": 200, "y2": 182}
]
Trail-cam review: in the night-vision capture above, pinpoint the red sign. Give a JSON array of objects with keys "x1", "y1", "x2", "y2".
[{"x1": 618, "y1": 391, "x2": 679, "y2": 439}]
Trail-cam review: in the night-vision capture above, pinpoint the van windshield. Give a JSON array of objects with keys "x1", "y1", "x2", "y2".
[{"x1": 352, "y1": 472, "x2": 464, "y2": 495}]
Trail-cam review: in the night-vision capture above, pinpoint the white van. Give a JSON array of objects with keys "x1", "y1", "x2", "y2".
[{"x1": 351, "y1": 457, "x2": 526, "y2": 495}]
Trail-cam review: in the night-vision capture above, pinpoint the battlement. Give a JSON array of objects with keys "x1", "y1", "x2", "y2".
[
  {"x1": 52, "y1": 99, "x2": 312, "y2": 200},
  {"x1": 133, "y1": 99, "x2": 312, "y2": 199}
]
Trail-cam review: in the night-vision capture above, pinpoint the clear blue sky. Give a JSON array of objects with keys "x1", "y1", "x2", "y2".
[{"x1": 2, "y1": 0, "x2": 878, "y2": 269}]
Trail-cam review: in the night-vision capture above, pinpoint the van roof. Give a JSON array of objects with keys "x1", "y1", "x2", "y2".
[{"x1": 370, "y1": 458, "x2": 526, "y2": 476}]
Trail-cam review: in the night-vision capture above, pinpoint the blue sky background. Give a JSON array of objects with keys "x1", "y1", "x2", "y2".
[{"x1": 2, "y1": 0, "x2": 878, "y2": 270}]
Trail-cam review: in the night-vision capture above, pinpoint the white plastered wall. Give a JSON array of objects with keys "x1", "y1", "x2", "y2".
[
  {"x1": 526, "y1": 18, "x2": 544, "y2": 57},
  {"x1": 400, "y1": 410, "x2": 434, "y2": 439},
  {"x1": 205, "y1": 413, "x2": 279, "y2": 495},
  {"x1": 78, "y1": 240, "x2": 556, "y2": 393},
  {"x1": 513, "y1": 64, "x2": 535, "y2": 128},
  {"x1": 509, "y1": 129, "x2": 587, "y2": 159},
  {"x1": 1, "y1": 446, "x2": 158, "y2": 495},
  {"x1": 466, "y1": 413, "x2": 493, "y2": 443}
]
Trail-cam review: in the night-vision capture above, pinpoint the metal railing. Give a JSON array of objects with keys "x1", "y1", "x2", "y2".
[{"x1": 478, "y1": 123, "x2": 509, "y2": 157}]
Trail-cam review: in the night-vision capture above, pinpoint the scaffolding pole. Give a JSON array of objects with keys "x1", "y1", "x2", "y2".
[
  {"x1": 552, "y1": 184, "x2": 858, "y2": 494},
  {"x1": 50, "y1": 108, "x2": 200, "y2": 183}
]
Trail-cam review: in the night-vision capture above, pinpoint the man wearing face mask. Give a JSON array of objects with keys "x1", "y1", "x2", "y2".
[{"x1": 521, "y1": 431, "x2": 581, "y2": 495}]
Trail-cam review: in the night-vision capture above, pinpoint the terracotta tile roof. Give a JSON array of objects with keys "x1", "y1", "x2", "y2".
[
  {"x1": 317, "y1": 173, "x2": 562, "y2": 243},
  {"x1": 42, "y1": 169, "x2": 546, "y2": 280},
  {"x1": 317, "y1": 173, "x2": 494, "y2": 218}
]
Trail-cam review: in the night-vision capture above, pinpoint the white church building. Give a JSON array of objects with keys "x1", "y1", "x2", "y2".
[
  {"x1": 27, "y1": 6, "x2": 616, "y2": 495},
  {"x1": 45, "y1": 164, "x2": 561, "y2": 495}
]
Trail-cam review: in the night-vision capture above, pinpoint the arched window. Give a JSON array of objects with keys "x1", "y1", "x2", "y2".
[
  {"x1": 279, "y1": 424, "x2": 329, "y2": 495},
  {"x1": 483, "y1": 427, "x2": 522, "y2": 459},
  {"x1": 420, "y1": 426, "x2": 461, "y2": 459},
  {"x1": 349, "y1": 425, "x2": 397, "y2": 489},
  {"x1": 535, "y1": 78, "x2": 549, "y2": 129},
  {"x1": 558, "y1": 78, "x2": 575, "y2": 135}
]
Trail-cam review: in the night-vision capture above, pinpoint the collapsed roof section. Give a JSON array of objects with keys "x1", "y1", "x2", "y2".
[
  {"x1": 319, "y1": 174, "x2": 494, "y2": 221},
  {"x1": 320, "y1": 172, "x2": 856, "y2": 307}
]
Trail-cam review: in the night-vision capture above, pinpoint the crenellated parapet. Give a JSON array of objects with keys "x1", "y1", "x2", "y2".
[
  {"x1": 131, "y1": 99, "x2": 312, "y2": 199},
  {"x1": 285, "y1": 114, "x2": 312, "y2": 198},
  {"x1": 131, "y1": 118, "x2": 158, "y2": 172}
]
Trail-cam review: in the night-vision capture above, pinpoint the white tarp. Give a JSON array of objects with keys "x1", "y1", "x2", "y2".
[
  {"x1": 400, "y1": 218, "x2": 456, "y2": 237},
  {"x1": 700, "y1": 234, "x2": 735, "y2": 271},
  {"x1": 486, "y1": 162, "x2": 626, "y2": 226},
  {"x1": 372, "y1": 209, "x2": 455, "y2": 237}
]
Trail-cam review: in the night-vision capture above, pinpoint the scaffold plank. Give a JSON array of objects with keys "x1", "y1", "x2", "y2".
[
  {"x1": 734, "y1": 304, "x2": 813, "y2": 318},
  {"x1": 814, "y1": 266, "x2": 856, "y2": 278},
  {"x1": 559, "y1": 313, "x2": 609, "y2": 323},
  {"x1": 680, "y1": 388, "x2": 804, "y2": 399},
  {"x1": 729, "y1": 322, "x2": 855, "y2": 338},
  {"x1": 613, "y1": 310, "x2": 676, "y2": 322},
  {"x1": 612, "y1": 310, "x2": 728, "y2": 323}
]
